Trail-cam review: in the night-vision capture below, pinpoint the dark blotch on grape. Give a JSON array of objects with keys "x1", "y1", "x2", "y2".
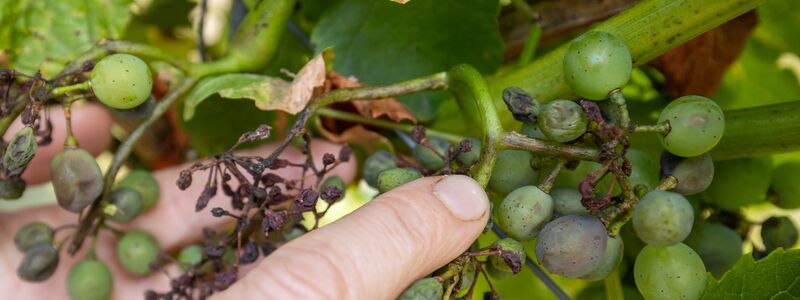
[{"x1": 17, "y1": 243, "x2": 59, "y2": 282}]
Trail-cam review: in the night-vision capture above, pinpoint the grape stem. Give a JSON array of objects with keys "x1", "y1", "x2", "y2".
[
  {"x1": 609, "y1": 89, "x2": 631, "y2": 131},
  {"x1": 50, "y1": 81, "x2": 90, "y2": 98},
  {"x1": 499, "y1": 131, "x2": 600, "y2": 161},
  {"x1": 491, "y1": 227, "x2": 570, "y2": 300},
  {"x1": 656, "y1": 175, "x2": 678, "y2": 191},
  {"x1": 537, "y1": 159, "x2": 565, "y2": 194},
  {"x1": 633, "y1": 123, "x2": 669, "y2": 135}
]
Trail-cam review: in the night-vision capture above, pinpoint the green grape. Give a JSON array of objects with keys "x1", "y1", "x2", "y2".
[
  {"x1": 178, "y1": 244, "x2": 204, "y2": 271},
  {"x1": 489, "y1": 150, "x2": 538, "y2": 195},
  {"x1": 497, "y1": 186, "x2": 553, "y2": 240},
  {"x1": 761, "y1": 216, "x2": 798, "y2": 252},
  {"x1": 520, "y1": 122, "x2": 548, "y2": 140},
  {"x1": 551, "y1": 187, "x2": 588, "y2": 216},
  {"x1": 489, "y1": 238, "x2": 527, "y2": 274},
  {"x1": 634, "y1": 243, "x2": 707, "y2": 300},
  {"x1": 575, "y1": 285, "x2": 644, "y2": 300},
  {"x1": 457, "y1": 138, "x2": 481, "y2": 167},
  {"x1": 413, "y1": 137, "x2": 450, "y2": 171},
  {"x1": 398, "y1": 277, "x2": 443, "y2": 300},
  {"x1": 107, "y1": 188, "x2": 144, "y2": 223},
  {"x1": 116, "y1": 230, "x2": 161, "y2": 276},
  {"x1": 3, "y1": 127, "x2": 37, "y2": 177},
  {"x1": 14, "y1": 222, "x2": 54, "y2": 252},
  {"x1": 554, "y1": 160, "x2": 601, "y2": 188},
  {"x1": 660, "y1": 152, "x2": 714, "y2": 195},
  {"x1": 537, "y1": 100, "x2": 588, "y2": 142},
  {"x1": 376, "y1": 167, "x2": 422, "y2": 193},
  {"x1": 90, "y1": 53, "x2": 153, "y2": 109},
  {"x1": 702, "y1": 156, "x2": 772, "y2": 212},
  {"x1": 658, "y1": 96, "x2": 725, "y2": 157},
  {"x1": 320, "y1": 176, "x2": 346, "y2": 201},
  {"x1": 51, "y1": 148, "x2": 105, "y2": 213},
  {"x1": 535, "y1": 215, "x2": 607, "y2": 278},
  {"x1": 67, "y1": 259, "x2": 113, "y2": 300},
  {"x1": 684, "y1": 223, "x2": 742, "y2": 278},
  {"x1": 769, "y1": 161, "x2": 800, "y2": 209},
  {"x1": 0, "y1": 177, "x2": 26, "y2": 200},
  {"x1": 116, "y1": 170, "x2": 160, "y2": 211},
  {"x1": 632, "y1": 190, "x2": 694, "y2": 246},
  {"x1": 563, "y1": 31, "x2": 632, "y2": 100},
  {"x1": 363, "y1": 151, "x2": 396, "y2": 188},
  {"x1": 581, "y1": 235, "x2": 623, "y2": 281},
  {"x1": 17, "y1": 243, "x2": 59, "y2": 282}
]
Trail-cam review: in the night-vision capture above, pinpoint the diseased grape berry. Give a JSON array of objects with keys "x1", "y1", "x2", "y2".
[
  {"x1": 538, "y1": 100, "x2": 588, "y2": 143},
  {"x1": 413, "y1": 137, "x2": 450, "y2": 171},
  {"x1": 660, "y1": 152, "x2": 714, "y2": 195},
  {"x1": 632, "y1": 190, "x2": 693, "y2": 246},
  {"x1": 376, "y1": 167, "x2": 422, "y2": 193},
  {"x1": 684, "y1": 223, "x2": 742, "y2": 278},
  {"x1": 563, "y1": 31, "x2": 632, "y2": 100},
  {"x1": 178, "y1": 244, "x2": 204, "y2": 271},
  {"x1": 67, "y1": 259, "x2": 113, "y2": 300},
  {"x1": 634, "y1": 243, "x2": 706, "y2": 300},
  {"x1": 581, "y1": 235, "x2": 623, "y2": 281},
  {"x1": 489, "y1": 238, "x2": 527, "y2": 274},
  {"x1": 363, "y1": 151, "x2": 396, "y2": 188},
  {"x1": 51, "y1": 148, "x2": 104, "y2": 213},
  {"x1": 497, "y1": 186, "x2": 553, "y2": 240},
  {"x1": 17, "y1": 243, "x2": 59, "y2": 282},
  {"x1": 658, "y1": 95, "x2": 725, "y2": 157},
  {"x1": 3, "y1": 127, "x2": 37, "y2": 177},
  {"x1": 14, "y1": 222, "x2": 54, "y2": 252},
  {"x1": 398, "y1": 277, "x2": 443, "y2": 300},
  {"x1": 489, "y1": 150, "x2": 538, "y2": 195},
  {"x1": 0, "y1": 177, "x2": 26, "y2": 200},
  {"x1": 702, "y1": 156, "x2": 772, "y2": 212},
  {"x1": 320, "y1": 176, "x2": 346, "y2": 201},
  {"x1": 457, "y1": 138, "x2": 481, "y2": 167},
  {"x1": 502, "y1": 86, "x2": 540, "y2": 123},
  {"x1": 116, "y1": 230, "x2": 161, "y2": 276},
  {"x1": 90, "y1": 53, "x2": 153, "y2": 109},
  {"x1": 769, "y1": 161, "x2": 800, "y2": 209},
  {"x1": 551, "y1": 187, "x2": 588, "y2": 216},
  {"x1": 107, "y1": 188, "x2": 144, "y2": 223},
  {"x1": 535, "y1": 215, "x2": 607, "y2": 278},
  {"x1": 115, "y1": 170, "x2": 160, "y2": 211},
  {"x1": 761, "y1": 216, "x2": 798, "y2": 253}
]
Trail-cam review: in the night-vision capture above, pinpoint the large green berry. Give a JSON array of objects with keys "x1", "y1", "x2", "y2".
[
  {"x1": 0, "y1": 177, "x2": 26, "y2": 200},
  {"x1": 17, "y1": 243, "x2": 59, "y2": 282},
  {"x1": 658, "y1": 95, "x2": 725, "y2": 157},
  {"x1": 538, "y1": 100, "x2": 588, "y2": 143},
  {"x1": 761, "y1": 216, "x2": 798, "y2": 252},
  {"x1": 632, "y1": 190, "x2": 694, "y2": 246},
  {"x1": 51, "y1": 148, "x2": 104, "y2": 213},
  {"x1": 634, "y1": 243, "x2": 706, "y2": 300},
  {"x1": 90, "y1": 54, "x2": 153, "y2": 109},
  {"x1": 661, "y1": 152, "x2": 714, "y2": 196},
  {"x1": 14, "y1": 222, "x2": 54, "y2": 252},
  {"x1": 398, "y1": 277, "x2": 443, "y2": 300},
  {"x1": 684, "y1": 223, "x2": 742, "y2": 277},
  {"x1": 769, "y1": 161, "x2": 800, "y2": 209},
  {"x1": 67, "y1": 259, "x2": 113, "y2": 300},
  {"x1": 457, "y1": 138, "x2": 481, "y2": 167},
  {"x1": 412, "y1": 137, "x2": 450, "y2": 171},
  {"x1": 116, "y1": 230, "x2": 161, "y2": 276},
  {"x1": 377, "y1": 167, "x2": 422, "y2": 193},
  {"x1": 702, "y1": 156, "x2": 772, "y2": 212},
  {"x1": 563, "y1": 31, "x2": 632, "y2": 100},
  {"x1": 116, "y1": 170, "x2": 160, "y2": 210},
  {"x1": 489, "y1": 238, "x2": 527, "y2": 274},
  {"x1": 107, "y1": 188, "x2": 144, "y2": 223},
  {"x1": 363, "y1": 151, "x2": 396, "y2": 188},
  {"x1": 551, "y1": 187, "x2": 588, "y2": 216},
  {"x1": 489, "y1": 150, "x2": 538, "y2": 195},
  {"x1": 177, "y1": 244, "x2": 204, "y2": 271},
  {"x1": 3, "y1": 127, "x2": 37, "y2": 176},
  {"x1": 497, "y1": 186, "x2": 553, "y2": 240}
]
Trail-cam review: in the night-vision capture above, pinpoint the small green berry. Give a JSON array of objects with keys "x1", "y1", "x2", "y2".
[{"x1": 377, "y1": 167, "x2": 422, "y2": 193}]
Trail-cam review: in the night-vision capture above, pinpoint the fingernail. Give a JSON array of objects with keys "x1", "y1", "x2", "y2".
[{"x1": 433, "y1": 175, "x2": 489, "y2": 221}]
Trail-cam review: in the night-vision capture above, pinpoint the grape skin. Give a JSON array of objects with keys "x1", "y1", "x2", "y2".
[
  {"x1": 563, "y1": 31, "x2": 632, "y2": 100},
  {"x1": 489, "y1": 238, "x2": 527, "y2": 273},
  {"x1": 684, "y1": 223, "x2": 742, "y2": 278},
  {"x1": 632, "y1": 190, "x2": 694, "y2": 246},
  {"x1": 412, "y1": 137, "x2": 450, "y2": 171},
  {"x1": 551, "y1": 187, "x2": 588, "y2": 216},
  {"x1": 769, "y1": 161, "x2": 800, "y2": 209},
  {"x1": 658, "y1": 96, "x2": 725, "y2": 157},
  {"x1": 489, "y1": 150, "x2": 538, "y2": 195},
  {"x1": 661, "y1": 152, "x2": 714, "y2": 196},
  {"x1": 497, "y1": 186, "x2": 553, "y2": 240},
  {"x1": 538, "y1": 100, "x2": 588, "y2": 142},
  {"x1": 634, "y1": 243, "x2": 707, "y2": 300},
  {"x1": 702, "y1": 156, "x2": 772, "y2": 212},
  {"x1": 90, "y1": 53, "x2": 153, "y2": 109},
  {"x1": 116, "y1": 230, "x2": 161, "y2": 276},
  {"x1": 535, "y1": 215, "x2": 607, "y2": 278},
  {"x1": 67, "y1": 260, "x2": 113, "y2": 300},
  {"x1": 581, "y1": 235, "x2": 623, "y2": 281},
  {"x1": 761, "y1": 216, "x2": 799, "y2": 252}
]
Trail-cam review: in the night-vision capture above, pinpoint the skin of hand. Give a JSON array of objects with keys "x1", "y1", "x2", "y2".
[{"x1": 0, "y1": 104, "x2": 490, "y2": 299}]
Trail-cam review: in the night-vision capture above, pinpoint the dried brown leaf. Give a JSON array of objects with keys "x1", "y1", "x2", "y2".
[
  {"x1": 326, "y1": 72, "x2": 416, "y2": 123},
  {"x1": 284, "y1": 50, "x2": 329, "y2": 113}
]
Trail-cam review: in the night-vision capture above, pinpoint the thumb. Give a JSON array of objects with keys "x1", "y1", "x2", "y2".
[{"x1": 217, "y1": 175, "x2": 490, "y2": 299}]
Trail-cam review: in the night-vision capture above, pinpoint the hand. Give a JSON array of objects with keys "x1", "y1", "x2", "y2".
[{"x1": 0, "y1": 104, "x2": 490, "y2": 299}]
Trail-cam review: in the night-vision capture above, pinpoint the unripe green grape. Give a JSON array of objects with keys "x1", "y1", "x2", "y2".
[
  {"x1": 14, "y1": 222, "x2": 54, "y2": 252},
  {"x1": 116, "y1": 230, "x2": 161, "y2": 276},
  {"x1": 497, "y1": 186, "x2": 553, "y2": 240},
  {"x1": 538, "y1": 100, "x2": 588, "y2": 142},
  {"x1": 363, "y1": 151, "x2": 396, "y2": 188},
  {"x1": 761, "y1": 216, "x2": 798, "y2": 252},
  {"x1": 398, "y1": 277, "x2": 443, "y2": 300},
  {"x1": 489, "y1": 238, "x2": 527, "y2": 274},
  {"x1": 3, "y1": 127, "x2": 37, "y2": 176},
  {"x1": 116, "y1": 170, "x2": 160, "y2": 211},
  {"x1": 581, "y1": 235, "x2": 623, "y2": 281},
  {"x1": 769, "y1": 161, "x2": 800, "y2": 209},
  {"x1": 489, "y1": 150, "x2": 538, "y2": 195},
  {"x1": 632, "y1": 190, "x2": 694, "y2": 246},
  {"x1": 535, "y1": 215, "x2": 607, "y2": 278},
  {"x1": 684, "y1": 223, "x2": 742, "y2": 278},
  {"x1": 457, "y1": 138, "x2": 481, "y2": 167},
  {"x1": 0, "y1": 177, "x2": 26, "y2": 200},
  {"x1": 634, "y1": 243, "x2": 707, "y2": 300},
  {"x1": 658, "y1": 95, "x2": 725, "y2": 157},
  {"x1": 17, "y1": 243, "x2": 59, "y2": 282},
  {"x1": 51, "y1": 148, "x2": 104, "y2": 213},
  {"x1": 376, "y1": 167, "x2": 422, "y2": 193},
  {"x1": 563, "y1": 31, "x2": 632, "y2": 100},
  {"x1": 660, "y1": 152, "x2": 714, "y2": 195},
  {"x1": 320, "y1": 176, "x2": 346, "y2": 201},
  {"x1": 551, "y1": 187, "x2": 588, "y2": 216},
  {"x1": 177, "y1": 244, "x2": 203, "y2": 271},
  {"x1": 90, "y1": 53, "x2": 153, "y2": 109},
  {"x1": 107, "y1": 188, "x2": 144, "y2": 223},
  {"x1": 702, "y1": 156, "x2": 772, "y2": 212},
  {"x1": 412, "y1": 137, "x2": 450, "y2": 171},
  {"x1": 67, "y1": 259, "x2": 113, "y2": 300}
]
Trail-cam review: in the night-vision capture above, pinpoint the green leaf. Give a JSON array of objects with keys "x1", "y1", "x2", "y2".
[
  {"x1": 310, "y1": 0, "x2": 504, "y2": 122},
  {"x1": 702, "y1": 249, "x2": 800, "y2": 299},
  {"x1": 1, "y1": 0, "x2": 133, "y2": 76},
  {"x1": 183, "y1": 74, "x2": 289, "y2": 120}
]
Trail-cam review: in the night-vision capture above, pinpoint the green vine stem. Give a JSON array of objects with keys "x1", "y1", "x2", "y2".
[
  {"x1": 315, "y1": 108, "x2": 466, "y2": 143},
  {"x1": 516, "y1": 22, "x2": 542, "y2": 68},
  {"x1": 711, "y1": 100, "x2": 800, "y2": 160},
  {"x1": 604, "y1": 268, "x2": 624, "y2": 300},
  {"x1": 499, "y1": 131, "x2": 599, "y2": 161},
  {"x1": 50, "y1": 81, "x2": 90, "y2": 98},
  {"x1": 633, "y1": 123, "x2": 669, "y2": 135},
  {"x1": 0, "y1": 95, "x2": 30, "y2": 138}
]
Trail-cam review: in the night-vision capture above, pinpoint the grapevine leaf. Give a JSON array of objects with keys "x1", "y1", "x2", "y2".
[
  {"x1": 183, "y1": 74, "x2": 286, "y2": 120},
  {"x1": 219, "y1": 79, "x2": 291, "y2": 113},
  {"x1": 701, "y1": 249, "x2": 800, "y2": 299},
  {"x1": 311, "y1": 0, "x2": 503, "y2": 122}
]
